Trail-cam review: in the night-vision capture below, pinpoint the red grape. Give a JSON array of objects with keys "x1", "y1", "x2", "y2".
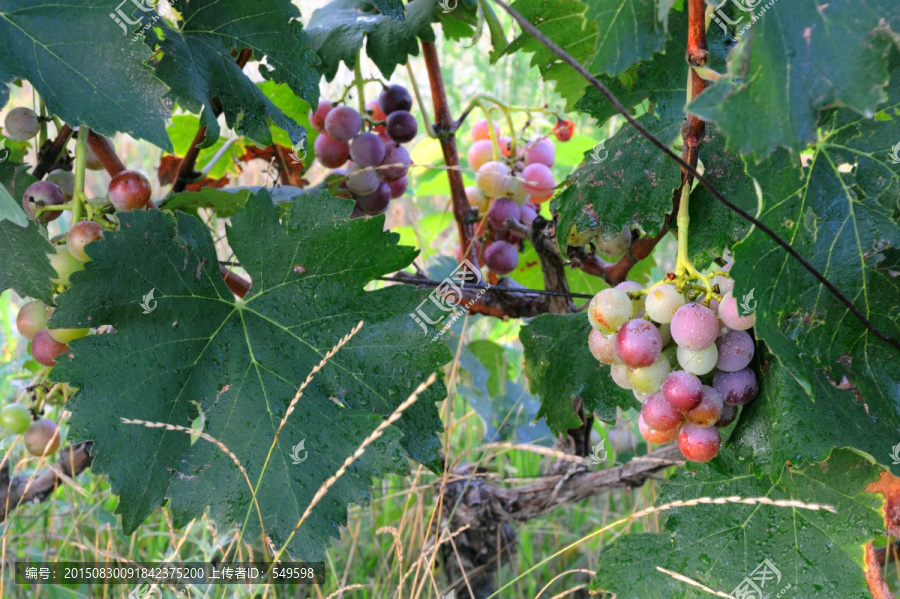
[
  {"x1": 387, "y1": 176, "x2": 408, "y2": 199},
  {"x1": 380, "y1": 143, "x2": 411, "y2": 180},
  {"x1": 484, "y1": 241, "x2": 518, "y2": 274},
  {"x1": 684, "y1": 385, "x2": 724, "y2": 427},
  {"x1": 349, "y1": 132, "x2": 386, "y2": 168},
  {"x1": 324, "y1": 106, "x2": 362, "y2": 142},
  {"x1": 66, "y1": 220, "x2": 104, "y2": 261},
  {"x1": 354, "y1": 181, "x2": 391, "y2": 215},
  {"x1": 639, "y1": 414, "x2": 680, "y2": 444},
  {"x1": 32, "y1": 328, "x2": 68, "y2": 367},
  {"x1": 378, "y1": 84, "x2": 412, "y2": 115},
  {"x1": 713, "y1": 368, "x2": 759, "y2": 405},
  {"x1": 553, "y1": 119, "x2": 575, "y2": 142},
  {"x1": 314, "y1": 133, "x2": 350, "y2": 168},
  {"x1": 309, "y1": 99, "x2": 333, "y2": 132},
  {"x1": 108, "y1": 170, "x2": 152, "y2": 212},
  {"x1": 472, "y1": 119, "x2": 500, "y2": 142},
  {"x1": 615, "y1": 319, "x2": 662, "y2": 368},
  {"x1": 641, "y1": 393, "x2": 682, "y2": 431},
  {"x1": 488, "y1": 197, "x2": 521, "y2": 231},
  {"x1": 678, "y1": 424, "x2": 721, "y2": 462},
  {"x1": 715, "y1": 329, "x2": 755, "y2": 372},
  {"x1": 24, "y1": 418, "x2": 60, "y2": 457},
  {"x1": 385, "y1": 110, "x2": 417, "y2": 143},
  {"x1": 22, "y1": 181, "x2": 65, "y2": 223},
  {"x1": 670, "y1": 303, "x2": 718, "y2": 350},
  {"x1": 661, "y1": 370, "x2": 703, "y2": 412}
]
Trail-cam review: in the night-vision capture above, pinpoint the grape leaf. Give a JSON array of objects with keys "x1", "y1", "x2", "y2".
[
  {"x1": 504, "y1": 0, "x2": 599, "y2": 110},
  {"x1": 49, "y1": 190, "x2": 451, "y2": 560},
  {"x1": 551, "y1": 110, "x2": 683, "y2": 252},
  {"x1": 0, "y1": 0, "x2": 171, "y2": 150},
  {"x1": 0, "y1": 188, "x2": 55, "y2": 304},
  {"x1": 149, "y1": 0, "x2": 319, "y2": 148},
  {"x1": 306, "y1": 0, "x2": 438, "y2": 81},
  {"x1": 585, "y1": 0, "x2": 667, "y2": 77},
  {"x1": 593, "y1": 451, "x2": 884, "y2": 598},
  {"x1": 688, "y1": 0, "x2": 900, "y2": 161},
  {"x1": 161, "y1": 187, "x2": 253, "y2": 218},
  {"x1": 727, "y1": 77, "x2": 900, "y2": 474},
  {"x1": 521, "y1": 313, "x2": 636, "y2": 434},
  {"x1": 368, "y1": 0, "x2": 406, "y2": 21},
  {"x1": 0, "y1": 161, "x2": 36, "y2": 203}
]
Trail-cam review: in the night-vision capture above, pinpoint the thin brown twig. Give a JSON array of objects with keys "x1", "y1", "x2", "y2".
[{"x1": 31, "y1": 125, "x2": 73, "y2": 179}]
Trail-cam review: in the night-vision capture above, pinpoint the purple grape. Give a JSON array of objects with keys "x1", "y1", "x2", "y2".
[
  {"x1": 670, "y1": 303, "x2": 718, "y2": 350},
  {"x1": 641, "y1": 393, "x2": 682, "y2": 431},
  {"x1": 324, "y1": 106, "x2": 362, "y2": 142},
  {"x1": 380, "y1": 144, "x2": 411, "y2": 180},
  {"x1": 713, "y1": 367, "x2": 758, "y2": 405},
  {"x1": 488, "y1": 197, "x2": 521, "y2": 231},
  {"x1": 615, "y1": 319, "x2": 662, "y2": 368},
  {"x1": 309, "y1": 99, "x2": 333, "y2": 132},
  {"x1": 378, "y1": 84, "x2": 413, "y2": 115},
  {"x1": 661, "y1": 370, "x2": 702, "y2": 412},
  {"x1": 349, "y1": 132, "x2": 386, "y2": 167},
  {"x1": 386, "y1": 110, "x2": 418, "y2": 143},
  {"x1": 387, "y1": 175, "x2": 408, "y2": 199},
  {"x1": 22, "y1": 181, "x2": 65, "y2": 223},
  {"x1": 520, "y1": 202, "x2": 538, "y2": 226},
  {"x1": 346, "y1": 163, "x2": 380, "y2": 196},
  {"x1": 314, "y1": 133, "x2": 350, "y2": 168},
  {"x1": 715, "y1": 329, "x2": 755, "y2": 372},
  {"x1": 484, "y1": 241, "x2": 518, "y2": 274},
  {"x1": 716, "y1": 403, "x2": 738, "y2": 428},
  {"x1": 354, "y1": 181, "x2": 391, "y2": 215}
]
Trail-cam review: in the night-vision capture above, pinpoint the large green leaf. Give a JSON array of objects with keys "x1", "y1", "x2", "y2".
[
  {"x1": 505, "y1": 0, "x2": 599, "y2": 110},
  {"x1": 0, "y1": 0, "x2": 171, "y2": 150},
  {"x1": 150, "y1": 0, "x2": 319, "y2": 148},
  {"x1": 551, "y1": 109, "x2": 683, "y2": 252},
  {"x1": 688, "y1": 0, "x2": 900, "y2": 161},
  {"x1": 49, "y1": 190, "x2": 451, "y2": 560},
  {"x1": 0, "y1": 184, "x2": 55, "y2": 304},
  {"x1": 521, "y1": 313, "x2": 636, "y2": 434},
  {"x1": 727, "y1": 76, "x2": 900, "y2": 474},
  {"x1": 585, "y1": 0, "x2": 667, "y2": 76},
  {"x1": 592, "y1": 451, "x2": 884, "y2": 598},
  {"x1": 306, "y1": 0, "x2": 438, "y2": 81}
]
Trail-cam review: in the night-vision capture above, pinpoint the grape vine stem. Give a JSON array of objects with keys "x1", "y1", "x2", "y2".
[{"x1": 490, "y1": 0, "x2": 900, "y2": 351}]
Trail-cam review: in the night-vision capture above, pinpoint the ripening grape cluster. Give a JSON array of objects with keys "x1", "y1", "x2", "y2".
[
  {"x1": 308, "y1": 84, "x2": 416, "y2": 216},
  {"x1": 464, "y1": 117, "x2": 575, "y2": 275},
  {"x1": 5, "y1": 107, "x2": 160, "y2": 458},
  {"x1": 587, "y1": 271, "x2": 758, "y2": 462}
]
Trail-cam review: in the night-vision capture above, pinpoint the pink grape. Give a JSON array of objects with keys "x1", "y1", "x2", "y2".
[
  {"x1": 716, "y1": 403, "x2": 739, "y2": 428},
  {"x1": 32, "y1": 328, "x2": 68, "y2": 367},
  {"x1": 715, "y1": 329, "x2": 755, "y2": 372},
  {"x1": 314, "y1": 133, "x2": 350, "y2": 168},
  {"x1": 588, "y1": 329, "x2": 620, "y2": 365},
  {"x1": 641, "y1": 393, "x2": 682, "y2": 431},
  {"x1": 661, "y1": 370, "x2": 703, "y2": 412},
  {"x1": 616, "y1": 281, "x2": 645, "y2": 315},
  {"x1": 349, "y1": 132, "x2": 386, "y2": 168},
  {"x1": 670, "y1": 303, "x2": 718, "y2": 350},
  {"x1": 484, "y1": 241, "x2": 518, "y2": 274},
  {"x1": 472, "y1": 119, "x2": 500, "y2": 142},
  {"x1": 530, "y1": 188, "x2": 554, "y2": 204},
  {"x1": 467, "y1": 139, "x2": 494, "y2": 171},
  {"x1": 387, "y1": 176, "x2": 408, "y2": 199},
  {"x1": 719, "y1": 291, "x2": 756, "y2": 330},
  {"x1": 354, "y1": 181, "x2": 391, "y2": 215},
  {"x1": 346, "y1": 163, "x2": 380, "y2": 196},
  {"x1": 308, "y1": 99, "x2": 333, "y2": 132},
  {"x1": 488, "y1": 197, "x2": 521, "y2": 231},
  {"x1": 713, "y1": 368, "x2": 759, "y2": 405},
  {"x1": 386, "y1": 110, "x2": 417, "y2": 143},
  {"x1": 525, "y1": 138, "x2": 555, "y2": 167},
  {"x1": 380, "y1": 144, "x2": 411, "y2": 180},
  {"x1": 678, "y1": 424, "x2": 721, "y2": 462},
  {"x1": 684, "y1": 386, "x2": 724, "y2": 427},
  {"x1": 521, "y1": 163, "x2": 555, "y2": 194},
  {"x1": 615, "y1": 319, "x2": 662, "y2": 368},
  {"x1": 639, "y1": 415, "x2": 680, "y2": 444},
  {"x1": 324, "y1": 106, "x2": 362, "y2": 142},
  {"x1": 377, "y1": 84, "x2": 412, "y2": 115},
  {"x1": 520, "y1": 202, "x2": 538, "y2": 226}
]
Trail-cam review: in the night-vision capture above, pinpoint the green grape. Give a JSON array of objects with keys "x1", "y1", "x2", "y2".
[
  {"x1": 0, "y1": 404, "x2": 32, "y2": 434},
  {"x1": 677, "y1": 343, "x2": 718, "y2": 376},
  {"x1": 626, "y1": 354, "x2": 671, "y2": 393}
]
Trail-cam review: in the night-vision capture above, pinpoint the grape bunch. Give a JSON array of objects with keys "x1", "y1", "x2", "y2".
[
  {"x1": 587, "y1": 271, "x2": 758, "y2": 462},
  {"x1": 465, "y1": 117, "x2": 576, "y2": 275},
  {"x1": 309, "y1": 83, "x2": 416, "y2": 216}
]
